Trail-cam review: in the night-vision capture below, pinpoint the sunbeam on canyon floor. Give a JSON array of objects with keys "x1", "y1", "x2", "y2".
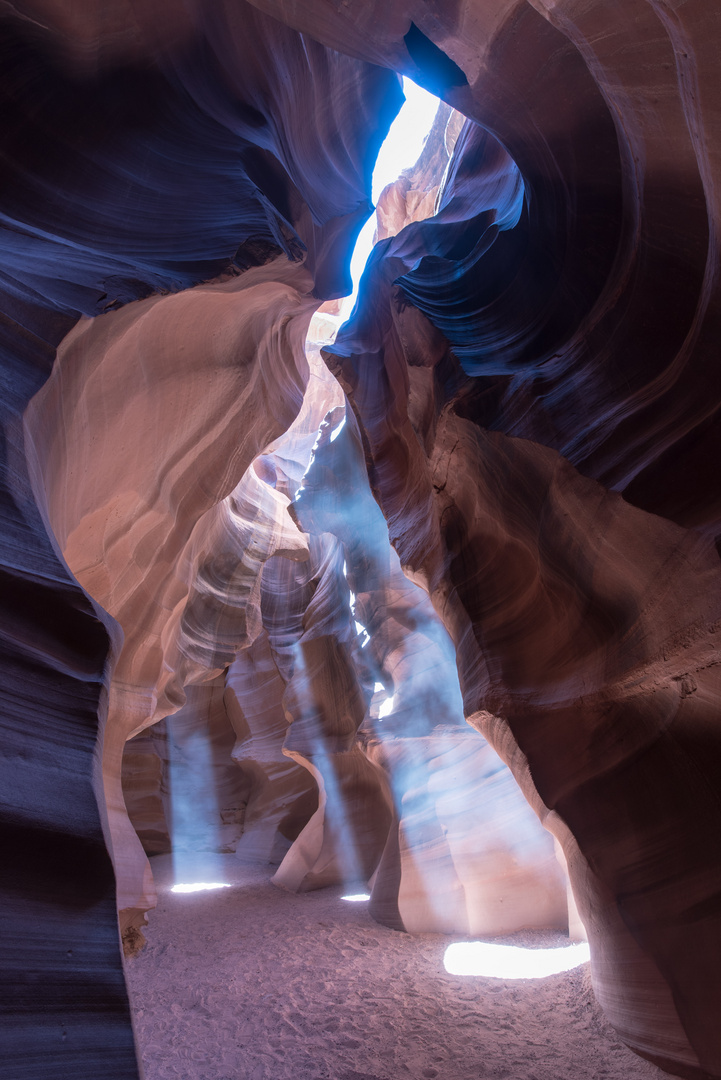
[
  {"x1": 125, "y1": 855, "x2": 666, "y2": 1080},
  {"x1": 443, "y1": 940, "x2": 591, "y2": 979},
  {"x1": 171, "y1": 882, "x2": 231, "y2": 894}
]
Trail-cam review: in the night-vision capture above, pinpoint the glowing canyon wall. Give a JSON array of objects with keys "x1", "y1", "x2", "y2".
[{"x1": 2, "y1": 2, "x2": 721, "y2": 1079}]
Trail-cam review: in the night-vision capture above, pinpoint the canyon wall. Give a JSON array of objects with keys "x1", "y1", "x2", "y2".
[
  {"x1": 2, "y1": 2, "x2": 721, "y2": 1079},
  {"x1": 1, "y1": 6, "x2": 399, "y2": 1076}
]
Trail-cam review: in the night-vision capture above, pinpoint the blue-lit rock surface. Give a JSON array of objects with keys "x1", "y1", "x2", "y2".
[{"x1": 3, "y1": 2, "x2": 721, "y2": 1079}]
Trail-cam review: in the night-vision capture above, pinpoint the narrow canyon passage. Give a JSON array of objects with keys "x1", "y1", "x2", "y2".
[
  {"x1": 3, "y1": 3, "x2": 721, "y2": 1079},
  {"x1": 125, "y1": 857, "x2": 666, "y2": 1080}
]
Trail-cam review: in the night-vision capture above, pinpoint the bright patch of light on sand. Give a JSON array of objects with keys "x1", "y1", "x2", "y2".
[
  {"x1": 342, "y1": 893, "x2": 371, "y2": 902},
  {"x1": 443, "y1": 941, "x2": 591, "y2": 979},
  {"x1": 378, "y1": 694, "x2": 395, "y2": 719},
  {"x1": 171, "y1": 882, "x2": 232, "y2": 894},
  {"x1": 339, "y1": 78, "x2": 440, "y2": 321}
]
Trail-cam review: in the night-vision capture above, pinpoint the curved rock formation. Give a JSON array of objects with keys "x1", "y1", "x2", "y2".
[
  {"x1": 266, "y1": 530, "x2": 393, "y2": 893},
  {"x1": 24, "y1": 260, "x2": 315, "y2": 947},
  {"x1": 292, "y1": 401, "x2": 570, "y2": 935},
  {"x1": 2, "y1": 10, "x2": 399, "y2": 1075},
  {"x1": 3, "y1": 1, "x2": 721, "y2": 1078},
  {"x1": 224, "y1": 631, "x2": 319, "y2": 866},
  {"x1": 328, "y1": 269, "x2": 721, "y2": 1080},
  {"x1": 325, "y1": 121, "x2": 721, "y2": 1080},
  {"x1": 121, "y1": 720, "x2": 171, "y2": 859}
]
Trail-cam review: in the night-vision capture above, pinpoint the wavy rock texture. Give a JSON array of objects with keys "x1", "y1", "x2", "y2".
[
  {"x1": 293, "y1": 404, "x2": 570, "y2": 937},
  {"x1": 260, "y1": 4, "x2": 721, "y2": 1075},
  {"x1": 264, "y1": 530, "x2": 393, "y2": 893},
  {"x1": 121, "y1": 346, "x2": 344, "y2": 907},
  {"x1": 2, "y1": 7, "x2": 399, "y2": 1076},
  {"x1": 322, "y1": 34, "x2": 721, "y2": 1080},
  {"x1": 328, "y1": 264, "x2": 721, "y2": 1080},
  {"x1": 3, "y1": 1, "x2": 721, "y2": 1079},
  {"x1": 224, "y1": 631, "x2": 319, "y2": 865},
  {"x1": 220, "y1": 343, "x2": 349, "y2": 870},
  {"x1": 24, "y1": 261, "x2": 316, "y2": 949},
  {"x1": 121, "y1": 720, "x2": 171, "y2": 859}
]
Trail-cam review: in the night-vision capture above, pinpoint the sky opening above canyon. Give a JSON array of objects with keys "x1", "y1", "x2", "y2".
[{"x1": 337, "y1": 76, "x2": 440, "y2": 322}]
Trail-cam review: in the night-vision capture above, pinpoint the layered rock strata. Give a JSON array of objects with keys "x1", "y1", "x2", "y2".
[
  {"x1": 2, "y1": 1, "x2": 721, "y2": 1078},
  {"x1": 326, "y1": 190, "x2": 721, "y2": 1080},
  {"x1": 25, "y1": 260, "x2": 317, "y2": 949},
  {"x1": 225, "y1": 631, "x2": 319, "y2": 866},
  {"x1": 121, "y1": 721, "x2": 171, "y2": 859},
  {"x1": 291, "y1": 403, "x2": 570, "y2": 936},
  {"x1": 3, "y1": 8, "x2": 399, "y2": 1075}
]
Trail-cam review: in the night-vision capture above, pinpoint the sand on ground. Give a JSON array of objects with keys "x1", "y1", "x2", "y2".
[{"x1": 123, "y1": 854, "x2": 669, "y2": 1080}]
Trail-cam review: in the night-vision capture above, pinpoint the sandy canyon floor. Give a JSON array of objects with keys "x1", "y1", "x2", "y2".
[{"x1": 124, "y1": 855, "x2": 668, "y2": 1080}]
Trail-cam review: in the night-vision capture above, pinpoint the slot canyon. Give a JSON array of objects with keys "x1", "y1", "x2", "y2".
[{"x1": 2, "y1": 1, "x2": 721, "y2": 1078}]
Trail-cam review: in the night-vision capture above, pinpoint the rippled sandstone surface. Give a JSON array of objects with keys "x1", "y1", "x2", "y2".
[{"x1": 3, "y1": 2, "x2": 721, "y2": 1079}]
